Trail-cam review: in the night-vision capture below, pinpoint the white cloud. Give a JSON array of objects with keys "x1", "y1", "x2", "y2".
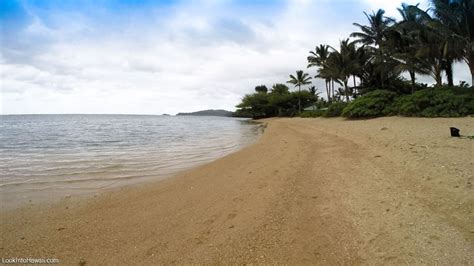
[
  {"x1": 1, "y1": 0, "x2": 471, "y2": 115},
  {"x1": 363, "y1": 0, "x2": 430, "y2": 18}
]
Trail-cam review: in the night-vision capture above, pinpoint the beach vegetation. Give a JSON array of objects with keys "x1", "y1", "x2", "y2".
[
  {"x1": 324, "y1": 102, "x2": 348, "y2": 117},
  {"x1": 300, "y1": 110, "x2": 325, "y2": 118},
  {"x1": 235, "y1": 0, "x2": 474, "y2": 119},
  {"x1": 287, "y1": 70, "x2": 312, "y2": 114},
  {"x1": 341, "y1": 87, "x2": 474, "y2": 118},
  {"x1": 395, "y1": 87, "x2": 474, "y2": 117},
  {"x1": 342, "y1": 90, "x2": 398, "y2": 118},
  {"x1": 235, "y1": 85, "x2": 322, "y2": 118}
]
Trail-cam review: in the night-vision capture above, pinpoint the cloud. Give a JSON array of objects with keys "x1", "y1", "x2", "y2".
[
  {"x1": 362, "y1": 0, "x2": 430, "y2": 17},
  {"x1": 0, "y1": 0, "x2": 471, "y2": 115}
]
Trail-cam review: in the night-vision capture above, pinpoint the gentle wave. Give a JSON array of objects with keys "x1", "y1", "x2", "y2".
[{"x1": 0, "y1": 114, "x2": 262, "y2": 208}]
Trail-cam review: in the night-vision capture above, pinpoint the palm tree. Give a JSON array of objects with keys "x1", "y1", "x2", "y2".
[
  {"x1": 393, "y1": 4, "x2": 432, "y2": 91},
  {"x1": 430, "y1": 0, "x2": 474, "y2": 86},
  {"x1": 428, "y1": 1, "x2": 463, "y2": 85},
  {"x1": 317, "y1": 58, "x2": 339, "y2": 101},
  {"x1": 457, "y1": 0, "x2": 474, "y2": 87},
  {"x1": 326, "y1": 39, "x2": 359, "y2": 101},
  {"x1": 287, "y1": 70, "x2": 312, "y2": 113},
  {"x1": 409, "y1": 7, "x2": 459, "y2": 86},
  {"x1": 351, "y1": 9, "x2": 395, "y2": 47},
  {"x1": 308, "y1": 44, "x2": 331, "y2": 67},
  {"x1": 417, "y1": 28, "x2": 445, "y2": 85},
  {"x1": 351, "y1": 9, "x2": 399, "y2": 90},
  {"x1": 308, "y1": 45, "x2": 332, "y2": 101}
]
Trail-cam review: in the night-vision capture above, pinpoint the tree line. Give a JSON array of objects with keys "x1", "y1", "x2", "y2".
[{"x1": 235, "y1": 0, "x2": 474, "y2": 118}]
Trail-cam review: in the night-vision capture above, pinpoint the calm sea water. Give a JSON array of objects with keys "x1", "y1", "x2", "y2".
[{"x1": 0, "y1": 114, "x2": 262, "y2": 209}]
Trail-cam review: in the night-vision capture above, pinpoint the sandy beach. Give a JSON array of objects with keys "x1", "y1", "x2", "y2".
[{"x1": 1, "y1": 117, "x2": 473, "y2": 264}]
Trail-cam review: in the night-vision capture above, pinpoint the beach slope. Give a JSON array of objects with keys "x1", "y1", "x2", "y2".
[{"x1": 1, "y1": 117, "x2": 473, "y2": 264}]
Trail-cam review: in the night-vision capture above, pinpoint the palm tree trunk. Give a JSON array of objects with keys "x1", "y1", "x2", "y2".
[
  {"x1": 325, "y1": 80, "x2": 330, "y2": 103},
  {"x1": 472, "y1": 74, "x2": 474, "y2": 88},
  {"x1": 329, "y1": 78, "x2": 334, "y2": 102},
  {"x1": 344, "y1": 80, "x2": 349, "y2": 102},
  {"x1": 467, "y1": 57, "x2": 474, "y2": 87},
  {"x1": 433, "y1": 59, "x2": 443, "y2": 86},
  {"x1": 435, "y1": 63, "x2": 442, "y2": 86},
  {"x1": 352, "y1": 75, "x2": 357, "y2": 97},
  {"x1": 436, "y1": 73, "x2": 442, "y2": 86},
  {"x1": 331, "y1": 79, "x2": 335, "y2": 101},
  {"x1": 446, "y1": 60, "x2": 454, "y2": 86},
  {"x1": 298, "y1": 85, "x2": 301, "y2": 114},
  {"x1": 409, "y1": 71, "x2": 416, "y2": 93}
]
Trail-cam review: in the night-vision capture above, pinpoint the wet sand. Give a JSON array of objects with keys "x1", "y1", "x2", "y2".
[{"x1": 1, "y1": 117, "x2": 473, "y2": 264}]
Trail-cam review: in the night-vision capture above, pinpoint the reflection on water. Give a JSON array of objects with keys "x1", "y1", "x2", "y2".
[{"x1": 0, "y1": 114, "x2": 262, "y2": 209}]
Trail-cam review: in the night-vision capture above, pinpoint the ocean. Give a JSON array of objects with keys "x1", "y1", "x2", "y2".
[{"x1": 0, "y1": 114, "x2": 262, "y2": 209}]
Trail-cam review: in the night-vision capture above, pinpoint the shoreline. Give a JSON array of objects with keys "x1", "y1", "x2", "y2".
[
  {"x1": 1, "y1": 117, "x2": 473, "y2": 264},
  {"x1": 0, "y1": 117, "x2": 264, "y2": 211}
]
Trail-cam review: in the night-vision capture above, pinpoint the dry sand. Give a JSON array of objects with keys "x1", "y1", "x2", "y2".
[{"x1": 1, "y1": 117, "x2": 473, "y2": 264}]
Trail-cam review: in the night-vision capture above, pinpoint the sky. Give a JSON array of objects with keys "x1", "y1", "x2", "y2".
[{"x1": 0, "y1": 0, "x2": 471, "y2": 115}]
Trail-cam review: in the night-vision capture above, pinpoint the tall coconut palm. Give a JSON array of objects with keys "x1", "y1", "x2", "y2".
[
  {"x1": 307, "y1": 44, "x2": 331, "y2": 68},
  {"x1": 392, "y1": 4, "x2": 432, "y2": 91},
  {"x1": 439, "y1": 30, "x2": 465, "y2": 86},
  {"x1": 327, "y1": 39, "x2": 359, "y2": 101},
  {"x1": 405, "y1": 5, "x2": 464, "y2": 86},
  {"x1": 346, "y1": 41, "x2": 363, "y2": 93},
  {"x1": 307, "y1": 45, "x2": 332, "y2": 101},
  {"x1": 317, "y1": 58, "x2": 340, "y2": 101},
  {"x1": 351, "y1": 9, "x2": 395, "y2": 47},
  {"x1": 287, "y1": 70, "x2": 312, "y2": 113},
  {"x1": 457, "y1": 0, "x2": 474, "y2": 87},
  {"x1": 352, "y1": 9, "x2": 399, "y2": 90},
  {"x1": 416, "y1": 25, "x2": 446, "y2": 85},
  {"x1": 430, "y1": 0, "x2": 474, "y2": 86}
]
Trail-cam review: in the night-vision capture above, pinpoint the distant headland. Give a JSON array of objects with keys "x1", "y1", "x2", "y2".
[{"x1": 176, "y1": 109, "x2": 234, "y2": 117}]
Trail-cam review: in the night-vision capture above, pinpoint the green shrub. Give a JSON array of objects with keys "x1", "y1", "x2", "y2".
[
  {"x1": 323, "y1": 102, "x2": 347, "y2": 117},
  {"x1": 396, "y1": 87, "x2": 474, "y2": 117},
  {"x1": 300, "y1": 110, "x2": 326, "y2": 117},
  {"x1": 342, "y1": 90, "x2": 398, "y2": 118}
]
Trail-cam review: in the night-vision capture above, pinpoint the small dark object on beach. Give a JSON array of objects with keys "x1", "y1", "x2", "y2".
[{"x1": 450, "y1": 127, "x2": 460, "y2": 137}]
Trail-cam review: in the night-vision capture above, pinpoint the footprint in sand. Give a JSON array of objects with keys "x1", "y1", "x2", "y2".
[
  {"x1": 232, "y1": 197, "x2": 243, "y2": 203},
  {"x1": 204, "y1": 215, "x2": 218, "y2": 225}
]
